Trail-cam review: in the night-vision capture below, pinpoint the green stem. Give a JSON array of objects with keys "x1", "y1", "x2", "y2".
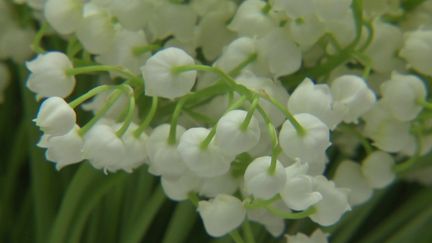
[
  {"x1": 122, "y1": 186, "x2": 166, "y2": 243},
  {"x1": 134, "y1": 96, "x2": 158, "y2": 137},
  {"x1": 242, "y1": 220, "x2": 256, "y2": 243},
  {"x1": 229, "y1": 230, "x2": 246, "y2": 243},
  {"x1": 200, "y1": 126, "x2": 217, "y2": 149},
  {"x1": 161, "y1": 202, "x2": 197, "y2": 243},
  {"x1": 240, "y1": 96, "x2": 259, "y2": 131},
  {"x1": 66, "y1": 65, "x2": 141, "y2": 86},
  {"x1": 229, "y1": 53, "x2": 257, "y2": 77},
  {"x1": 31, "y1": 21, "x2": 48, "y2": 53},
  {"x1": 266, "y1": 206, "x2": 316, "y2": 220},
  {"x1": 48, "y1": 164, "x2": 110, "y2": 243},
  {"x1": 268, "y1": 146, "x2": 282, "y2": 175},
  {"x1": 244, "y1": 195, "x2": 281, "y2": 209},
  {"x1": 417, "y1": 98, "x2": 432, "y2": 110},
  {"x1": 188, "y1": 192, "x2": 200, "y2": 207},
  {"x1": 78, "y1": 88, "x2": 124, "y2": 136},
  {"x1": 68, "y1": 173, "x2": 126, "y2": 243},
  {"x1": 116, "y1": 88, "x2": 135, "y2": 137},
  {"x1": 227, "y1": 95, "x2": 248, "y2": 111},
  {"x1": 168, "y1": 97, "x2": 187, "y2": 145},
  {"x1": 68, "y1": 85, "x2": 113, "y2": 109},
  {"x1": 133, "y1": 43, "x2": 161, "y2": 56}
]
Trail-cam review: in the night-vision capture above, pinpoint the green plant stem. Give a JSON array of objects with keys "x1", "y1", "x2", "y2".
[
  {"x1": 359, "y1": 189, "x2": 432, "y2": 243},
  {"x1": 122, "y1": 185, "x2": 166, "y2": 243},
  {"x1": 242, "y1": 220, "x2": 256, "y2": 243},
  {"x1": 161, "y1": 202, "x2": 197, "y2": 243},
  {"x1": 31, "y1": 21, "x2": 48, "y2": 53},
  {"x1": 116, "y1": 93, "x2": 135, "y2": 137},
  {"x1": 240, "y1": 96, "x2": 259, "y2": 131},
  {"x1": 266, "y1": 206, "x2": 316, "y2": 219},
  {"x1": 78, "y1": 88, "x2": 124, "y2": 136},
  {"x1": 68, "y1": 85, "x2": 113, "y2": 109},
  {"x1": 168, "y1": 97, "x2": 187, "y2": 144},
  {"x1": 68, "y1": 173, "x2": 126, "y2": 243},
  {"x1": 134, "y1": 96, "x2": 158, "y2": 137},
  {"x1": 200, "y1": 126, "x2": 217, "y2": 149},
  {"x1": 229, "y1": 230, "x2": 246, "y2": 243},
  {"x1": 49, "y1": 164, "x2": 114, "y2": 243},
  {"x1": 66, "y1": 65, "x2": 141, "y2": 87}
]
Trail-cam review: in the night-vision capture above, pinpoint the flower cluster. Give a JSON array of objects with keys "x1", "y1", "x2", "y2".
[{"x1": 22, "y1": 0, "x2": 432, "y2": 241}]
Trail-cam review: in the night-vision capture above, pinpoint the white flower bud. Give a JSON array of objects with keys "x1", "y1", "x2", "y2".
[
  {"x1": 45, "y1": 0, "x2": 83, "y2": 35},
  {"x1": 285, "y1": 229, "x2": 328, "y2": 243},
  {"x1": 199, "y1": 173, "x2": 238, "y2": 198},
  {"x1": 280, "y1": 161, "x2": 323, "y2": 211},
  {"x1": 244, "y1": 156, "x2": 286, "y2": 199},
  {"x1": 333, "y1": 160, "x2": 373, "y2": 206},
  {"x1": 309, "y1": 176, "x2": 351, "y2": 226},
  {"x1": 34, "y1": 97, "x2": 76, "y2": 136},
  {"x1": 197, "y1": 194, "x2": 246, "y2": 237},
  {"x1": 40, "y1": 125, "x2": 84, "y2": 170},
  {"x1": 214, "y1": 37, "x2": 257, "y2": 73},
  {"x1": 363, "y1": 101, "x2": 415, "y2": 153},
  {"x1": 146, "y1": 124, "x2": 187, "y2": 179},
  {"x1": 399, "y1": 29, "x2": 432, "y2": 76},
  {"x1": 331, "y1": 75, "x2": 376, "y2": 123},
  {"x1": 26, "y1": 52, "x2": 76, "y2": 98},
  {"x1": 228, "y1": 0, "x2": 275, "y2": 37},
  {"x1": 76, "y1": 3, "x2": 115, "y2": 54},
  {"x1": 257, "y1": 29, "x2": 302, "y2": 78},
  {"x1": 247, "y1": 207, "x2": 285, "y2": 237},
  {"x1": 141, "y1": 47, "x2": 197, "y2": 99},
  {"x1": 380, "y1": 72, "x2": 426, "y2": 122},
  {"x1": 178, "y1": 127, "x2": 234, "y2": 178},
  {"x1": 161, "y1": 170, "x2": 202, "y2": 201},
  {"x1": 279, "y1": 113, "x2": 331, "y2": 170},
  {"x1": 214, "y1": 110, "x2": 260, "y2": 155},
  {"x1": 288, "y1": 78, "x2": 342, "y2": 130},
  {"x1": 119, "y1": 123, "x2": 148, "y2": 173},
  {"x1": 82, "y1": 122, "x2": 126, "y2": 173},
  {"x1": 361, "y1": 151, "x2": 395, "y2": 189}
]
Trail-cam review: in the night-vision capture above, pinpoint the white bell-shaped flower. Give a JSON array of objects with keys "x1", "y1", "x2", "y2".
[
  {"x1": 285, "y1": 229, "x2": 328, "y2": 243},
  {"x1": 96, "y1": 28, "x2": 150, "y2": 75},
  {"x1": 380, "y1": 72, "x2": 426, "y2": 122},
  {"x1": 280, "y1": 160, "x2": 323, "y2": 211},
  {"x1": 400, "y1": 29, "x2": 432, "y2": 76},
  {"x1": 141, "y1": 47, "x2": 197, "y2": 99},
  {"x1": 199, "y1": 173, "x2": 238, "y2": 198},
  {"x1": 247, "y1": 207, "x2": 285, "y2": 237},
  {"x1": 146, "y1": 124, "x2": 188, "y2": 179},
  {"x1": 364, "y1": 20, "x2": 404, "y2": 73},
  {"x1": 288, "y1": 78, "x2": 342, "y2": 129},
  {"x1": 197, "y1": 194, "x2": 246, "y2": 237},
  {"x1": 109, "y1": 0, "x2": 152, "y2": 31},
  {"x1": 363, "y1": 101, "x2": 415, "y2": 153},
  {"x1": 279, "y1": 113, "x2": 331, "y2": 169},
  {"x1": 81, "y1": 90, "x2": 130, "y2": 120},
  {"x1": 331, "y1": 75, "x2": 376, "y2": 123},
  {"x1": 228, "y1": 0, "x2": 275, "y2": 37},
  {"x1": 26, "y1": 52, "x2": 76, "y2": 98},
  {"x1": 333, "y1": 160, "x2": 373, "y2": 206},
  {"x1": 214, "y1": 37, "x2": 257, "y2": 73},
  {"x1": 214, "y1": 109, "x2": 260, "y2": 156},
  {"x1": 244, "y1": 156, "x2": 287, "y2": 199},
  {"x1": 34, "y1": 97, "x2": 76, "y2": 136},
  {"x1": 147, "y1": 2, "x2": 197, "y2": 43},
  {"x1": 178, "y1": 127, "x2": 234, "y2": 178},
  {"x1": 44, "y1": 0, "x2": 83, "y2": 35},
  {"x1": 118, "y1": 123, "x2": 148, "y2": 173},
  {"x1": 82, "y1": 122, "x2": 126, "y2": 173},
  {"x1": 39, "y1": 125, "x2": 84, "y2": 170},
  {"x1": 309, "y1": 176, "x2": 351, "y2": 226},
  {"x1": 257, "y1": 29, "x2": 302, "y2": 78},
  {"x1": 361, "y1": 151, "x2": 395, "y2": 189},
  {"x1": 76, "y1": 3, "x2": 115, "y2": 54},
  {"x1": 236, "y1": 71, "x2": 289, "y2": 126},
  {"x1": 161, "y1": 170, "x2": 202, "y2": 201},
  {"x1": 195, "y1": 8, "x2": 237, "y2": 60}
]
